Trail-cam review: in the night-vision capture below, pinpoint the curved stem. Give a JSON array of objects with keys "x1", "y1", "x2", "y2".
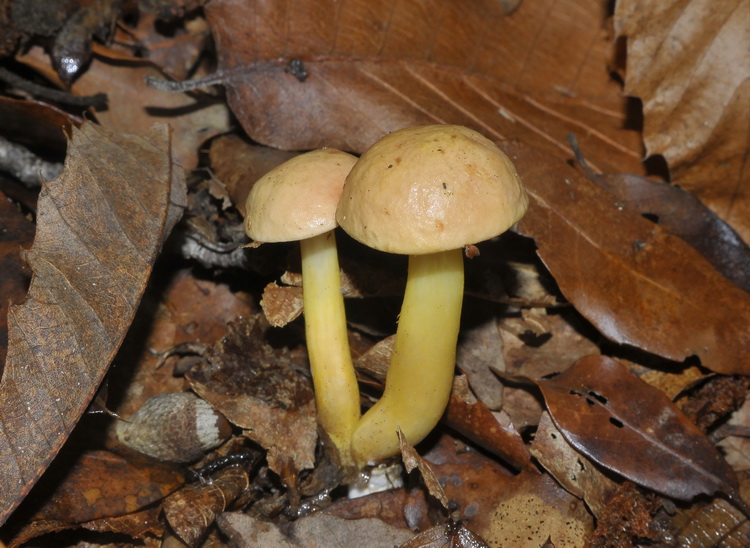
[
  {"x1": 300, "y1": 232, "x2": 360, "y2": 466},
  {"x1": 352, "y1": 248, "x2": 464, "y2": 465}
]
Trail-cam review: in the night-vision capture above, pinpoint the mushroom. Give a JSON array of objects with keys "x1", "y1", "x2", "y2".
[
  {"x1": 244, "y1": 149, "x2": 360, "y2": 466},
  {"x1": 336, "y1": 125, "x2": 528, "y2": 465}
]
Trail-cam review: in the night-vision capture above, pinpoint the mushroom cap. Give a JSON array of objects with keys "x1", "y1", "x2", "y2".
[
  {"x1": 336, "y1": 125, "x2": 528, "y2": 255},
  {"x1": 244, "y1": 148, "x2": 357, "y2": 243}
]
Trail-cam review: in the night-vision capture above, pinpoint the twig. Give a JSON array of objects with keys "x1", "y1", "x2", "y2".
[
  {"x1": 0, "y1": 136, "x2": 62, "y2": 187},
  {"x1": 0, "y1": 67, "x2": 107, "y2": 110}
]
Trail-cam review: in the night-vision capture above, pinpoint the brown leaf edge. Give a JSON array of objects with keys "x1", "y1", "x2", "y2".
[{"x1": 0, "y1": 122, "x2": 186, "y2": 525}]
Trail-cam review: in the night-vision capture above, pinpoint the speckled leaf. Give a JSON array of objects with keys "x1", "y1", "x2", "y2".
[
  {"x1": 0, "y1": 122, "x2": 186, "y2": 525},
  {"x1": 535, "y1": 355, "x2": 739, "y2": 502}
]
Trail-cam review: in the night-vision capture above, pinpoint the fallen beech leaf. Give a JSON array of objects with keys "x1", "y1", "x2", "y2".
[
  {"x1": 32, "y1": 450, "x2": 184, "y2": 523},
  {"x1": 582, "y1": 166, "x2": 750, "y2": 293},
  {"x1": 615, "y1": 0, "x2": 750, "y2": 242},
  {"x1": 0, "y1": 122, "x2": 186, "y2": 525},
  {"x1": 0, "y1": 192, "x2": 34, "y2": 365},
  {"x1": 509, "y1": 142, "x2": 750, "y2": 375},
  {"x1": 483, "y1": 471, "x2": 592, "y2": 547},
  {"x1": 205, "y1": 0, "x2": 645, "y2": 175},
  {"x1": 534, "y1": 355, "x2": 739, "y2": 502}
]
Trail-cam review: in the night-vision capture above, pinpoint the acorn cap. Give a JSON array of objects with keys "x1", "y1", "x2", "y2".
[
  {"x1": 244, "y1": 148, "x2": 358, "y2": 243},
  {"x1": 336, "y1": 125, "x2": 528, "y2": 255}
]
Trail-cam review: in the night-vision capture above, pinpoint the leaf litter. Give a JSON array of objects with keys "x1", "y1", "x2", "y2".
[{"x1": 1, "y1": 1, "x2": 749, "y2": 546}]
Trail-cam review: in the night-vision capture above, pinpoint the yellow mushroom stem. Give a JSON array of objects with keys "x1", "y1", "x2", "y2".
[
  {"x1": 351, "y1": 248, "x2": 464, "y2": 466},
  {"x1": 300, "y1": 231, "x2": 361, "y2": 466}
]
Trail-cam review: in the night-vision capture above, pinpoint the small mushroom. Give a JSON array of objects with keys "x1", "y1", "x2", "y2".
[
  {"x1": 244, "y1": 148, "x2": 360, "y2": 466},
  {"x1": 336, "y1": 125, "x2": 528, "y2": 465}
]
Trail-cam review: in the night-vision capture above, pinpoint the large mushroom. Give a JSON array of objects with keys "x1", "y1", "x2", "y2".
[
  {"x1": 244, "y1": 148, "x2": 360, "y2": 466},
  {"x1": 336, "y1": 125, "x2": 528, "y2": 465}
]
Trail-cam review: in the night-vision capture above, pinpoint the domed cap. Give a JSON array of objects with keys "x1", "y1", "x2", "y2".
[
  {"x1": 244, "y1": 148, "x2": 357, "y2": 243},
  {"x1": 336, "y1": 125, "x2": 528, "y2": 255}
]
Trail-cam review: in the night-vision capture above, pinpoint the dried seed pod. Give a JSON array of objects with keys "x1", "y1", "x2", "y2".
[{"x1": 115, "y1": 392, "x2": 231, "y2": 463}]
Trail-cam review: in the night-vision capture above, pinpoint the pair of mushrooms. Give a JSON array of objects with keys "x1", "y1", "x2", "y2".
[{"x1": 244, "y1": 125, "x2": 528, "y2": 468}]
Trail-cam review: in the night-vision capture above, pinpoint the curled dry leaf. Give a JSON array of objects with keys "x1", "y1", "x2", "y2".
[
  {"x1": 398, "y1": 429, "x2": 449, "y2": 509},
  {"x1": 164, "y1": 465, "x2": 250, "y2": 547},
  {"x1": 508, "y1": 142, "x2": 750, "y2": 375},
  {"x1": 0, "y1": 122, "x2": 186, "y2": 525},
  {"x1": 615, "y1": 0, "x2": 750, "y2": 243},
  {"x1": 444, "y1": 376, "x2": 534, "y2": 473},
  {"x1": 533, "y1": 355, "x2": 739, "y2": 502}
]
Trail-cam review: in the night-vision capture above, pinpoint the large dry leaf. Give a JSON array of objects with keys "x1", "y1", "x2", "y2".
[
  {"x1": 205, "y1": 0, "x2": 646, "y2": 175},
  {"x1": 0, "y1": 122, "x2": 186, "y2": 525},
  {"x1": 615, "y1": 0, "x2": 750, "y2": 242},
  {"x1": 0, "y1": 192, "x2": 34, "y2": 366},
  {"x1": 535, "y1": 355, "x2": 740, "y2": 502},
  {"x1": 508, "y1": 142, "x2": 750, "y2": 375}
]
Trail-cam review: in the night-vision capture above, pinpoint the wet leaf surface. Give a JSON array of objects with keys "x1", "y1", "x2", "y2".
[
  {"x1": 534, "y1": 355, "x2": 739, "y2": 502},
  {"x1": 0, "y1": 122, "x2": 186, "y2": 524},
  {"x1": 510, "y1": 142, "x2": 750, "y2": 374}
]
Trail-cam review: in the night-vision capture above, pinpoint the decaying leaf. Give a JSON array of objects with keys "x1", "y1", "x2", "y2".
[
  {"x1": 0, "y1": 122, "x2": 186, "y2": 525},
  {"x1": 509, "y1": 142, "x2": 750, "y2": 375},
  {"x1": 164, "y1": 465, "x2": 250, "y2": 546},
  {"x1": 32, "y1": 450, "x2": 184, "y2": 524},
  {"x1": 186, "y1": 315, "x2": 318, "y2": 482},
  {"x1": 615, "y1": 0, "x2": 750, "y2": 243},
  {"x1": 583, "y1": 167, "x2": 750, "y2": 293},
  {"x1": 534, "y1": 355, "x2": 740, "y2": 502}
]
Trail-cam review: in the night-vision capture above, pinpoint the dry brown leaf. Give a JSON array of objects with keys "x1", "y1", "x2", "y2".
[
  {"x1": 186, "y1": 316, "x2": 318, "y2": 481},
  {"x1": 18, "y1": 45, "x2": 231, "y2": 171},
  {"x1": 205, "y1": 0, "x2": 645, "y2": 175},
  {"x1": 0, "y1": 122, "x2": 186, "y2": 525},
  {"x1": 615, "y1": 0, "x2": 750, "y2": 242},
  {"x1": 32, "y1": 450, "x2": 184, "y2": 523},
  {"x1": 534, "y1": 355, "x2": 739, "y2": 503},
  {"x1": 510, "y1": 142, "x2": 750, "y2": 375},
  {"x1": 398, "y1": 429, "x2": 449, "y2": 509},
  {"x1": 531, "y1": 412, "x2": 619, "y2": 518},
  {"x1": 0, "y1": 191, "x2": 34, "y2": 366},
  {"x1": 164, "y1": 466, "x2": 249, "y2": 546}
]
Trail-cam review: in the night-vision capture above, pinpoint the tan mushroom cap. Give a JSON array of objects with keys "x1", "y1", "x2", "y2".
[
  {"x1": 244, "y1": 148, "x2": 358, "y2": 243},
  {"x1": 336, "y1": 125, "x2": 528, "y2": 255}
]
